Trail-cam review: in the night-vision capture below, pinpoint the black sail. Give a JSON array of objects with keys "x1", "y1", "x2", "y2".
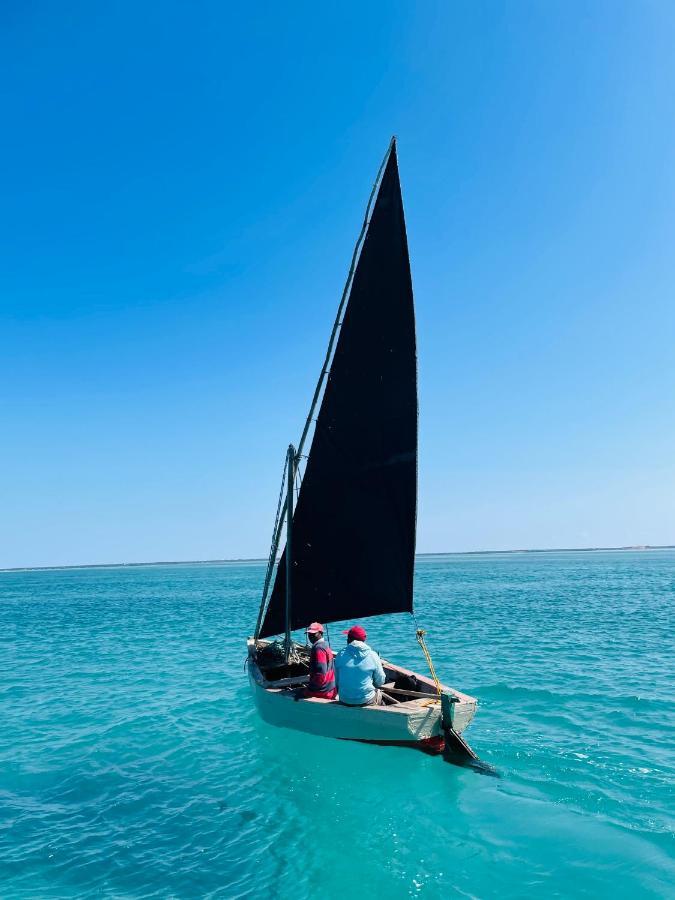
[{"x1": 259, "y1": 145, "x2": 417, "y2": 639}]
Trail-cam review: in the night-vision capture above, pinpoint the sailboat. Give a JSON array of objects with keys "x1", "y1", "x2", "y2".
[{"x1": 248, "y1": 139, "x2": 478, "y2": 759}]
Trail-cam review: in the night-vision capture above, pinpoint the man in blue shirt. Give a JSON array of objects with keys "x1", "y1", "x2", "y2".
[{"x1": 334, "y1": 625, "x2": 386, "y2": 706}]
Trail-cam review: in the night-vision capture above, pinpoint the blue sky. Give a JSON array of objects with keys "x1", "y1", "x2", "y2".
[{"x1": 2, "y1": 2, "x2": 674, "y2": 567}]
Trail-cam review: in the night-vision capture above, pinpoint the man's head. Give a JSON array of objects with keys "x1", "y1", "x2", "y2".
[
  {"x1": 343, "y1": 625, "x2": 367, "y2": 644},
  {"x1": 307, "y1": 622, "x2": 324, "y2": 644}
]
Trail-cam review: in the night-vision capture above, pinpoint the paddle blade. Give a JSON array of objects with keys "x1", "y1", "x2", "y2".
[
  {"x1": 442, "y1": 727, "x2": 499, "y2": 777},
  {"x1": 444, "y1": 726, "x2": 479, "y2": 760}
]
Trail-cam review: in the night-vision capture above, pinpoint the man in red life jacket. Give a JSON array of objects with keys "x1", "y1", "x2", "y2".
[{"x1": 296, "y1": 622, "x2": 337, "y2": 700}]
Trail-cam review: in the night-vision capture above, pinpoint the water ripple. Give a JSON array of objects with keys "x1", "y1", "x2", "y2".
[{"x1": 1, "y1": 552, "x2": 674, "y2": 897}]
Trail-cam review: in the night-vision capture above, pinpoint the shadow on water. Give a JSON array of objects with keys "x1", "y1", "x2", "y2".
[{"x1": 443, "y1": 751, "x2": 501, "y2": 777}]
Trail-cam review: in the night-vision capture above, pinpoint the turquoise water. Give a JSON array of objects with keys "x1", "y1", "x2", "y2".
[{"x1": 1, "y1": 551, "x2": 673, "y2": 898}]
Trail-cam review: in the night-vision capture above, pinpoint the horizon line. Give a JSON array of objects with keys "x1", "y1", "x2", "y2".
[{"x1": 1, "y1": 544, "x2": 674, "y2": 574}]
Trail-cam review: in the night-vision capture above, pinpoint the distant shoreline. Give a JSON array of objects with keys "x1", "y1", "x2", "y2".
[{"x1": 2, "y1": 545, "x2": 673, "y2": 574}]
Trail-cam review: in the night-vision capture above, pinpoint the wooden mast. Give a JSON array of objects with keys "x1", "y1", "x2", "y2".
[{"x1": 284, "y1": 444, "x2": 296, "y2": 661}]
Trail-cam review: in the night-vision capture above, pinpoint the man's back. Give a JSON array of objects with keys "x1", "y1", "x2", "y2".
[
  {"x1": 306, "y1": 637, "x2": 336, "y2": 697},
  {"x1": 335, "y1": 640, "x2": 385, "y2": 706}
]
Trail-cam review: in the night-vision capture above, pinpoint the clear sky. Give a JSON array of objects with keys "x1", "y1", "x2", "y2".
[{"x1": 2, "y1": 2, "x2": 675, "y2": 568}]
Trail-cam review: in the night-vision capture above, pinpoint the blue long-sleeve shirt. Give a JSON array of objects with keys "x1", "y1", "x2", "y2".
[{"x1": 334, "y1": 640, "x2": 385, "y2": 705}]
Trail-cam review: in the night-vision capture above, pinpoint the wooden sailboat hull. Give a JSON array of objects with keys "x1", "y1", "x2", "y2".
[{"x1": 247, "y1": 640, "x2": 476, "y2": 753}]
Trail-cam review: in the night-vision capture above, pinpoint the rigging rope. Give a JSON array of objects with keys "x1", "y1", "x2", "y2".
[
  {"x1": 294, "y1": 137, "x2": 397, "y2": 462},
  {"x1": 254, "y1": 450, "x2": 290, "y2": 638},
  {"x1": 413, "y1": 617, "x2": 442, "y2": 698}
]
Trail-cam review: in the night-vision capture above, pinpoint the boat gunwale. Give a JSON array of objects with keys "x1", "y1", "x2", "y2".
[{"x1": 247, "y1": 637, "x2": 477, "y2": 710}]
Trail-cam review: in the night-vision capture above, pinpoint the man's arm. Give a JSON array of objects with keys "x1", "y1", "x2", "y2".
[
  {"x1": 309, "y1": 646, "x2": 333, "y2": 690},
  {"x1": 371, "y1": 652, "x2": 386, "y2": 687}
]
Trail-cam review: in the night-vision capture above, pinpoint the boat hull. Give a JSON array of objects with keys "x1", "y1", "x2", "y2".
[{"x1": 247, "y1": 641, "x2": 476, "y2": 753}]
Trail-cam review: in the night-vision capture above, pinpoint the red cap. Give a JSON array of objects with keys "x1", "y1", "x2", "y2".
[
  {"x1": 307, "y1": 622, "x2": 324, "y2": 633},
  {"x1": 342, "y1": 625, "x2": 366, "y2": 641}
]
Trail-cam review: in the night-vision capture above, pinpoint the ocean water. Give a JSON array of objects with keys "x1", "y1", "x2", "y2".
[{"x1": 1, "y1": 551, "x2": 673, "y2": 898}]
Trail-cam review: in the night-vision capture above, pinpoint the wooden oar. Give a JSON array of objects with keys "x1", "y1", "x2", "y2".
[{"x1": 381, "y1": 686, "x2": 442, "y2": 700}]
